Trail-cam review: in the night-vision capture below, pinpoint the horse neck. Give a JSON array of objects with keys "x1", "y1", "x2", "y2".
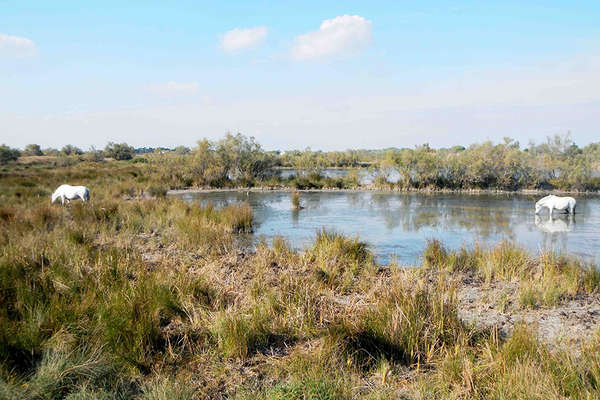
[{"x1": 537, "y1": 198, "x2": 550, "y2": 206}]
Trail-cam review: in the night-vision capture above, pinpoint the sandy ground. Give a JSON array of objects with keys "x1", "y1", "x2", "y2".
[{"x1": 456, "y1": 273, "x2": 600, "y2": 352}]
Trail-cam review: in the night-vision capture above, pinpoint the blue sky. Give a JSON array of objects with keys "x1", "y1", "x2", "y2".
[{"x1": 2, "y1": 1, "x2": 600, "y2": 150}]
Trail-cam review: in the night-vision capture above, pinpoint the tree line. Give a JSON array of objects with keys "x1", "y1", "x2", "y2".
[
  {"x1": 0, "y1": 142, "x2": 136, "y2": 163},
  {"x1": 2, "y1": 132, "x2": 600, "y2": 191},
  {"x1": 371, "y1": 136, "x2": 600, "y2": 191},
  {"x1": 140, "y1": 132, "x2": 600, "y2": 191}
]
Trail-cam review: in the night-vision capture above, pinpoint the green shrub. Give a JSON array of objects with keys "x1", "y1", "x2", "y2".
[
  {"x1": 146, "y1": 185, "x2": 168, "y2": 198},
  {"x1": 104, "y1": 142, "x2": 135, "y2": 161},
  {"x1": 0, "y1": 144, "x2": 20, "y2": 164}
]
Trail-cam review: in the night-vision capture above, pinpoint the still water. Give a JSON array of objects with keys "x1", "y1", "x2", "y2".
[
  {"x1": 276, "y1": 168, "x2": 396, "y2": 184},
  {"x1": 174, "y1": 191, "x2": 600, "y2": 266}
]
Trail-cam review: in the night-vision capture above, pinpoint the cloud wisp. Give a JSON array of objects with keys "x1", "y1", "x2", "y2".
[
  {"x1": 0, "y1": 33, "x2": 37, "y2": 58},
  {"x1": 291, "y1": 15, "x2": 372, "y2": 60},
  {"x1": 145, "y1": 81, "x2": 200, "y2": 96},
  {"x1": 221, "y1": 26, "x2": 268, "y2": 53}
]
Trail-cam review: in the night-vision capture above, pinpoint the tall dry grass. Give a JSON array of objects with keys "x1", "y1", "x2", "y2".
[{"x1": 423, "y1": 239, "x2": 600, "y2": 308}]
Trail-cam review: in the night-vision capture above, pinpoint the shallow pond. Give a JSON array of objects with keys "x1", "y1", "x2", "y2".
[
  {"x1": 276, "y1": 168, "x2": 395, "y2": 184},
  {"x1": 173, "y1": 191, "x2": 600, "y2": 266}
]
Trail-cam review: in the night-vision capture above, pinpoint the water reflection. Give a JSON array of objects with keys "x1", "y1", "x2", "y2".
[
  {"x1": 175, "y1": 191, "x2": 600, "y2": 266},
  {"x1": 534, "y1": 214, "x2": 574, "y2": 255},
  {"x1": 535, "y1": 214, "x2": 574, "y2": 234},
  {"x1": 367, "y1": 194, "x2": 517, "y2": 238},
  {"x1": 291, "y1": 208, "x2": 300, "y2": 225},
  {"x1": 276, "y1": 168, "x2": 400, "y2": 185}
]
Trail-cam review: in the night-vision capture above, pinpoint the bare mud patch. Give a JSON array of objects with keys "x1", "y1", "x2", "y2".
[{"x1": 456, "y1": 273, "x2": 600, "y2": 352}]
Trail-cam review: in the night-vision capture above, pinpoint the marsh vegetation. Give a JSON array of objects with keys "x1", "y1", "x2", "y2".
[
  {"x1": 1, "y1": 157, "x2": 600, "y2": 399},
  {"x1": 4, "y1": 131, "x2": 600, "y2": 192}
]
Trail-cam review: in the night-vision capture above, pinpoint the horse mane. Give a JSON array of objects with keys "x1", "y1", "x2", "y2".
[
  {"x1": 536, "y1": 195, "x2": 550, "y2": 205},
  {"x1": 536, "y1": 194, "x2": 557, "y2": 204}
]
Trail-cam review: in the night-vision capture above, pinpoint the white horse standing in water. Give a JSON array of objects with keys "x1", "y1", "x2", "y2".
[
  {"x1": 51, "y1": 184, "x2": 90, "y2": 205},
  {"x1": 535, "y1": 194, "x2": 576, "y2": 215}
]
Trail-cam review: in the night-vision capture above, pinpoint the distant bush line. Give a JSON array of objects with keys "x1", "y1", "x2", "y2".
[{"x1": 3, "y1": 131, "x2": 600, "y2": 191}]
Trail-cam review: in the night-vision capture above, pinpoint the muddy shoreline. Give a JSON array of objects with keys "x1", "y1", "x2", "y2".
[{"x1": 452, "y1": 272, "x2": 600, "y2": 352}]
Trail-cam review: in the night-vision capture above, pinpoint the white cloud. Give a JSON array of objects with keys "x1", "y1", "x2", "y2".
[
  {"x1": 0, "y1": 33, "x2": 37, "y2": 57},
  {"x1": 291, "y1": 15, "x2": 372, "y2": 60},
  {"x1": 145, "y1": 81, "x2": 200, "y2": 95},
  {"x1": 221, "y1": 26, "x2": 268, "y2": 53}
]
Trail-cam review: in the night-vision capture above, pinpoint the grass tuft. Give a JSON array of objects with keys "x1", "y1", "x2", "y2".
[
  {"x1": 306, "y1": 229, "x2": 372, "y2": 291},
  {"x1": 291, "y1": 191, "x2": 301, "y2": 209}
]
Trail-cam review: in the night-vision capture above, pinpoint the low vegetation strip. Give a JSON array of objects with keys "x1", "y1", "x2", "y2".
[
  {"x1": 3, "y1": 131, "x2": 600, "y2": 192},
  {"x1": 1, "y1": 160, "x2": 600, "y2": 399}
]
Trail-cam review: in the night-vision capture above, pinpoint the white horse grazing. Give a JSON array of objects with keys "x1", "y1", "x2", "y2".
[
  {"x1": 51, "y1": 184, "x2": 90, "y2": 205},
  {"x1": 534, "y1": 194, "x2": 576, "y2": 215}
]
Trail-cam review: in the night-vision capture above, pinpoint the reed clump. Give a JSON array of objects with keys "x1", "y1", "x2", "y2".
[
  {"x1": 423, "y1": 239, "x2": 600, "y2": 308},
  {"x1": 330, "y1": 272, "x2": 469, "y2": 371},
  {"x1": 291, "y1": 191, "x2": 301, "y2": 209},
  {"x1": 305, "y1": 229, "x2": 373, "y2": 291}
]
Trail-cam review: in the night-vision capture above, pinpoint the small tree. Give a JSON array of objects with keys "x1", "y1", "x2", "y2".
[
  {"x1": 104, "y1": 142, "x2": 135, "y2": 160},
  {"x1": 83, "y1": 146, "x2": 105, "y2": 162},
  {"x1": 61, "y1": 144, "x2": 83, "y2": 156},
  {"x1": 215, "y1": 133, "x2": 275, "y2": 181},
  {"x1": 42, "y1": 148, "x2": 60, "y2": 156},
  {"x1": 0, "y1": 144, "x2": 21, "y2": 164},
  {"x1": 292, "y1": 147, "x2": 325, "y2": 177},
  {"x1": 174, "y1": 145, "x2": 191, "y2": 155},
  {"x1": 24, "y1": 144, "x2": 43, "y2": 156}
]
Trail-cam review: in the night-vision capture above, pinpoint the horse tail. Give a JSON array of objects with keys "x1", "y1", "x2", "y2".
[{"x1": 84, "y1": 188, "x2": 90, "y2": 202}]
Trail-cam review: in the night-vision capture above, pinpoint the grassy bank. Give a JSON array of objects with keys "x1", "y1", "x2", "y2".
[{"x1": 1, "y1": 161, "x2": 600, "y2": 399}]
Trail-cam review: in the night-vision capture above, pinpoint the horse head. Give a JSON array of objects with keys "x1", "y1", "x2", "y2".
[
  {"x1": 534, "y1": 195, "x2": 556, "y2": 214},
  {"x1": 534, "y1": 198, "x2": 546, "y2": 214}
]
